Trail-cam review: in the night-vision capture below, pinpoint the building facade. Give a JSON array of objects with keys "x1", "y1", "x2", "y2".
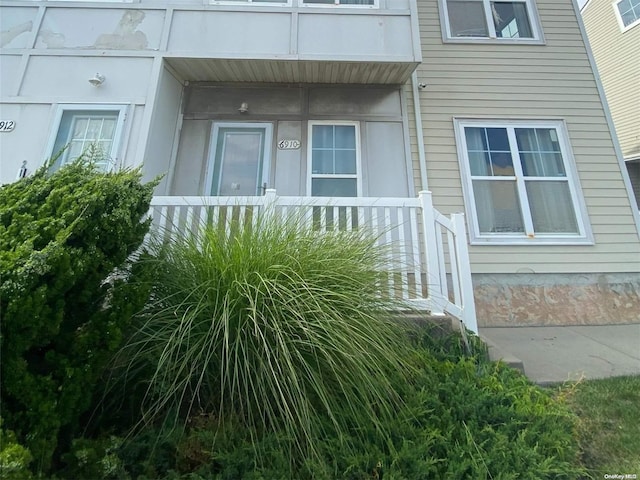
[
  {"x1": 581, "y1": 0, "x2": 640, "y2": 209},
  {"x1": 2, "y1": 0, "x2": 639, "y2": 326}
]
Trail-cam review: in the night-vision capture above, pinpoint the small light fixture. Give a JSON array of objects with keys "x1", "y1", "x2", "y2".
[
  {"x1": 417, "y1": 82, "x2": 427, "y2": 89},
  {"x1": 238, "y1": 102, "x2": 249, "y2": 113},
  {"x1": 88, "y1": 73, "x2": 106, "y2": 87}
]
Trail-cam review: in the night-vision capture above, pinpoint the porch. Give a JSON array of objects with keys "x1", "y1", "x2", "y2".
[{"x1": 148, "y1": 189, "x2": 478, "y2": 334}]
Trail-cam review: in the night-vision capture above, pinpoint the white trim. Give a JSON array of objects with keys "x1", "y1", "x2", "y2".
[
  {"x1": 580, "y1": 0, "x2": 593, "y2": 12},
  {"x1": 42, "y1": 103, "x2": 130, "y2": 172},
  {"x1": 306, "y1": 120, "x2": 362, "y2": 197},
  {"x1": 209, "y1": 0, "x2": 292, "y2": 6},
  {"x1": 30, "y1": 0, "x2": 138, "y2": 2},
  {"x1": 300, "y1": 0, "x2": 378, "y2": 8},
  {"x1": 204, "y1": 122, "x2": 273, "y2": 196},
  {"x1": 411, "y1": 71, "x2": 428, "y2": 191},
  {"x1": 454, "y1": 118, "x2": 594, "y2": 245},
  {"x1": 613, "y1": 0, "x2": 640, "y2": 32},
  {"x1": 439, "y1": 0, "x2": 544, "y2": 44}
]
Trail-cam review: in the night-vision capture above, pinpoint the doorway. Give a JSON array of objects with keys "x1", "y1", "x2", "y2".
[{"x1": 206, "y1": 123, "x2": 272, "y2": 196}]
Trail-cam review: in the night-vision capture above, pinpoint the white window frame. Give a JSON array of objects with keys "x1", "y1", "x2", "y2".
[
  {"x1": 208, "y1": 0, "x2": 292, "y2": 6},
  {"x1": 307, "y1": 121, "x2": 362, "y2": 197},
  {"x1": 439, "y1": 0, "x2": 544, "y2": 44},
  {"x1": 301, "y1": 0, "x2": 378, "y2": 8},
  {"x1": 44, "y1": 104, "x2": 129, "y2": 172},
  {"x1": 614, "y1": 0, "x2": 640, "y2": 31},
  {"x1": 454, "y1": 119, "x2": 593, "y2": 245},
  {"x1": 33, "y1": 0, "x2": 137, "y2": 2}
]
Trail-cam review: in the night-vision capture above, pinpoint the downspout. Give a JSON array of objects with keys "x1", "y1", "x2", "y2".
[{"x1": 411, "y1": 70, "x2": 429, "y2": 191}]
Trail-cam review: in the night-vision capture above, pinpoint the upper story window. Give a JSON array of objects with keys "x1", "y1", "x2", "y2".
[
  {"x1": 209, "y1": 0, "x2": 375, "y2": 5},
  {"x1": 615, "y1": 0, "x2": 640, "y2": 31},
  {"x1": 308, "y1": 122, "x2": 360, "y2": 197},
  {"x1": 210, "y1": 0, "x2": 290, "y2": 5},
  {"x1": 440, "y1": 0, "x2": 543, "y2": 43},
  {"x1": 454, "y1": 119, "x2": 593, "y2": 244},
  {"x1": 47, "y1": 105, "x2": 128, "y2": 173},
  {"x1": 30, "y1": 0, "x2": 136, "y2": 2},
  {"x1": 303, "y1": 0, "x2": 376, "y2": 6}
]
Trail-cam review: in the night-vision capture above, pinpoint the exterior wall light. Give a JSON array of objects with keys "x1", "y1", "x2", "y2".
[
  {"x1": 88, "y1": 73, "x2": 106, "y2": 87},
  {"x1": 238, "y1": 102, "x2": 249, "y2": 113}
]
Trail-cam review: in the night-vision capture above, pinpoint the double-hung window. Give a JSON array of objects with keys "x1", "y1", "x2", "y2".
[
  {"x1": 48, "y1": 104, "x2": 128, "y2": 172},
  {"x1": 29, "y1": 0, "x2": 136, "y2": 2},
  {"x1": 440, "y1": 0, "x2": 542, "y2": 42},
  {"x1": 209, "y1": 0, "x2": 290, "y2": 5},
  {"x1": 303, "y1": 0, "x2": 376, "y2": 6},
  {"x1": 455, "y1": 119, "x2": 592, "y2": 244},
  {"x1": 615, "y1": 0, "x2": 640, "y2": 31},
  {"x1": 308, "y1": 122, "x2": 360, "y2": 197}
]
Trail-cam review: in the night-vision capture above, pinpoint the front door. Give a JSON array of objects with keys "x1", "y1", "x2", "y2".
[{"x1": 207, "y1": 123, "x2": 272, "y2": 196}]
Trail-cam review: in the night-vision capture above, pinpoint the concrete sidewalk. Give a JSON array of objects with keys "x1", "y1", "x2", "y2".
[{"x1": 480, "y1": 323, "x2": 640, "y2": 385}]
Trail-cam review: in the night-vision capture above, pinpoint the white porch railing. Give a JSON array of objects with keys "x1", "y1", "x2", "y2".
[{"x1": 148, "y1": 190, "x2": 478, "y2": 334}]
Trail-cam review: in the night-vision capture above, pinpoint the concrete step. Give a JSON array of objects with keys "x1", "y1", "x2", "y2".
[{"x1": 480, "y1": 334, "x2": 526, "y2": 375}]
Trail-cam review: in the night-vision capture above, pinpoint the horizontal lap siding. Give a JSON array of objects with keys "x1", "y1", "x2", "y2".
[
  {"x1": 411, "y1": 0, "x2": 640, "y2": 274},
  {"x1": 582, "y1": 0, "x2": 640, "y2": 160}
]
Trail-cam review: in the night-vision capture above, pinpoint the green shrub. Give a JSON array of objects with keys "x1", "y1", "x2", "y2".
[
  {"x1": 163, "y1": 350, "x2": 584, "y2": 479},
  {"x1": 59, "y1": 436, "x2": 130, "y2": 480},
  {"x1": 0, "y1": 418, "x2": 33, "y2": 480},
  {"x1": 63, "y1": 327, "x2": 584, "y2": 479},
  {"x1": 0, "y1": 158, "x2": 156, "y2": 473},
  {"x1": 113, "y1": 212, "x2": 415, "y2": 467}
]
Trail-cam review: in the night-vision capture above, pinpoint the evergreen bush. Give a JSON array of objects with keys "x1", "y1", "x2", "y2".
[
  {"x1": 0, "y1": 418, "x2": 33, "y2": 480},
  {"x1": 0, "y1": 158, "x2": 156, "y2": 473},
  {"x1": 78, "y1": 335, "x2": 585, "y2": 479}
]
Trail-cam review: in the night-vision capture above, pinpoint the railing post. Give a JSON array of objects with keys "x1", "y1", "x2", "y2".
[
  {"x1": 451, "y1": 213, "x2": 478, "y2": 334},
  {"x1": 418, "y1": 191, "x2": 445, "y2": 312},
  {"x1": 263, "y1": 188, "x2": 278, "y2": 221}
]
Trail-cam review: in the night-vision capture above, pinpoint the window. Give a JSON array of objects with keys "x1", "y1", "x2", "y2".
[
  {"x1": 615, "y1": 0, "x2": 640, "y2": 30},
  {"x1": 440, "y1": 0, "x2": 542, "y2": 42},
  {"x1": 303, "y1": 0, "x2": 376, "y2": 6},
  {"x1": 47, "y1": 105, "x2": 128, "y2": 172},
  {"x1": 29, "y1": 0, "x2": 136, "y2": 2},
  {"x1": 209, "y1": 0, "x2": 289, "y2": 5},
  {"x1": 308, "y1": 122, "x2": 360, "y2": 197},
  {"x1": 455, "y1": 120, "x2": 592, "y2": 244}
]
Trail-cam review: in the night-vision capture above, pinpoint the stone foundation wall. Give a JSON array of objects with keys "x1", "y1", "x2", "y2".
[{"x1": 473, "y1": 273, "x2": 640, "y2": 327}]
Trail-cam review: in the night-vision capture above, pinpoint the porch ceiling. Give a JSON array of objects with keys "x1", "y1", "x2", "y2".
[{"x1": 165, "y1": 58, "x2": 419, "y2": 85}]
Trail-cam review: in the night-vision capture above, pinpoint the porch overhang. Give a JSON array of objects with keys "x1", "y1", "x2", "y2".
[{"x1": 165, "y1": 57, "x2": 420, "y2": 85}]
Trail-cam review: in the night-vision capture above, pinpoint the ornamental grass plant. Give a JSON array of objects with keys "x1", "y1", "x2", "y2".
[{"x1": 114, "y1": 211, "x2": 415, "y2": 465}]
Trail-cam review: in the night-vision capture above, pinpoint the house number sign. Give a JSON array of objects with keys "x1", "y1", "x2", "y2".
[
  {"x1": 0, "y1": 121, "x2": 16, "y2": 132},
  {"x1": 277, "y1": 139, "x2": 301, "y2": 150}
]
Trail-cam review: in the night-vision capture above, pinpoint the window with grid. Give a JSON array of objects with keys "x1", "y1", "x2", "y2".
[
  {"x1": 616, "y1": 0, "x2": 640, "y2": 29},
  {"x1": 441, "y1": 0, "x2": 541, "y2": 41},
  {"x1": 309, "y1": 122, "x2": 359, "y2": 197},
  {"x1": 49, "y1": 106, "x2": 126, "y2": 172},
  {"x1": 456, "y1": 120, "x2": 591, "y2": 243},
  {"x1": 303, "y1": 0, "x2": 376, "y2": 6},
  {"x1": 209, "y1": 0, "x2": 290, "y2": 5}
]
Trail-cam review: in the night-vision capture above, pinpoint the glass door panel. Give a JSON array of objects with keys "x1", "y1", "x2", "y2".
[{"x1": 209, "y1": 125, "x2": 270, "y2": 196}]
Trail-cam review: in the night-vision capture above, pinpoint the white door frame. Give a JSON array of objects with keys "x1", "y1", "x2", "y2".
[{"x1": 204, "y1": 122, "x2": 273, "y2": 196}]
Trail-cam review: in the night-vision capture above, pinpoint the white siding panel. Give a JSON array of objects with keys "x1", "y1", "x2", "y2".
[
  {"x1": 0, "y1": 104, "x2": 52, "y2": 179},
  {"x1": 0, "y1": 55, "x2": 21, "y2": 97},
  {"x1": 20, "y1": 56, "x2": 154, "y2": 99}
]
